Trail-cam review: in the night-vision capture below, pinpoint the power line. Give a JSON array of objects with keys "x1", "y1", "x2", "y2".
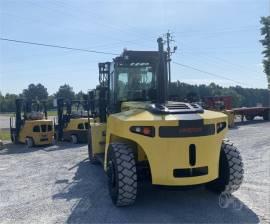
[
  {"x1": 0, "y1": 37, "x2": 118, "y2": 55},
  {"x1": 172, "y1": 61, "x2": 250, "y2": 87}
]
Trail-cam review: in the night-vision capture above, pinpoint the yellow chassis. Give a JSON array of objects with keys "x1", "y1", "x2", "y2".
[
  {"x1": 16, "y1": 120, "x2": 54, "y2": 145},
  {"x1": 90, "y1": 102, "x2": 228, "y2": 186}
]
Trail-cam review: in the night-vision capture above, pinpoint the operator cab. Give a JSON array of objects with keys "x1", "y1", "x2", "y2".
[{"x1": 96, "y1": 50, "x2": 203, "y2": 117}]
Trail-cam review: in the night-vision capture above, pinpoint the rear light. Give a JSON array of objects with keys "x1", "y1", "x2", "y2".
[
  {"x1": 216, "y1": 122, "x2": 226, "y2": 133},
  {"x1": 130, "y1": 126, "x2": 155, "y2": 137}
]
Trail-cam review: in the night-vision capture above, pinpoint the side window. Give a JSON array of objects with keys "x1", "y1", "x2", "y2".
[
  {"x1": 33, "y1": 125, "x2": 40, "y2": 132},
  {"x1": 48, "y1": 125, "x2": 52, "y2": 132},
  {"x1": 117, "y1": 72, "x2": 128, "y2": 101},
  {"x1": 78, "y1": 123, "x2": 84, "y2": 130},
  {"x1": 85, "y1": 123, "x2": 89, "y2": 130},
  {"x1": 41, "y1": 125, "x2": 47, "y2": 132}
]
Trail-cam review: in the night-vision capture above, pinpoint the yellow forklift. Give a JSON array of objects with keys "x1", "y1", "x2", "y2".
[
  {"x1": 88, "y1": 38, "x2": 244, "y2": 206},
  {"x1": 10, "y1": 99, "x2": 54, "y2": 147},
  {"x1": 55, "y1": 98, "x2": 91, "y2": 144}
]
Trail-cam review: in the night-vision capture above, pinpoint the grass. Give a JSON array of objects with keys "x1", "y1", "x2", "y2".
[
  {"x1": 0, "y1": 111, "x2": 57, "y2": 117},
  {"x1": 47, "y1": 110, "x2": 57, "y2": 116},
  {"x1": 0, "y1": 129, "x2": 10, "y2": 141},
  {"x1": 0, "y1": 113, "x2": 14, "y2": 117}
]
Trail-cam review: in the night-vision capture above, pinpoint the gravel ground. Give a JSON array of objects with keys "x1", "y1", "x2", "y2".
[{"x1": 0, "y1": 121, "x2": 269, "y2": 224}]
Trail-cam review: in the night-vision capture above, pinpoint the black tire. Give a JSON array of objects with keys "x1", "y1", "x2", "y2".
[
  {"x1": 107, "y1": 143, "x2": 137, "y2": 207},
  {"x1": 245, "y1": 115, "x2": 254, "y2": 121},
  {"x1": 71, "y1": 135, "x2": 78, "y2": 144},
  {"x1": 87, "y1": 129, "x2": 98, "y2": 164},
  {"x1": 263, "y1": 112, "x2": 269, "y2": 121},
  {"x1": 25, "y1": 137, "x2": 34, "y2": 148},
  {"x1": 206, "y1": 139, "x2": 244, "y2": 194}
]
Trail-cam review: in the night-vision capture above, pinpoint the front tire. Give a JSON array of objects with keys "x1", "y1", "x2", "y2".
[
  {"x1": 71, "y1": 135, "x2": 78, "y2": 144},
  {"x1": 206, "y1": 140, "x2": 244, "y2": 194},
  {"x1": 107, "y1": 143, "x2": 137, "y2": 207},
  {"x1": 25, "y1": 137, "x2": 34, "y2": 148}
]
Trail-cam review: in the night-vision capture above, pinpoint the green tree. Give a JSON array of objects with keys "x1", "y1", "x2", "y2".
[
  {"x1": 22, "y1": 83, "x2": 48, "y2": 101},
  {"x1": 0, "y1": 93, "x2": 18, "y2": 112},
  {"x1": 75, "y1": 91, "x2": 86, "y2": 101},
  {"x1": 55, "y1": 84, "x2": 75, "y2": 100},
  {"x1": 260, "y1": 16, "x2": 270, "y2": 89}
]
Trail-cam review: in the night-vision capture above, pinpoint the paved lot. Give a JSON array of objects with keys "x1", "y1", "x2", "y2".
[{"x1": 0, "y1": 121, "x2": 269, "y2": 223}]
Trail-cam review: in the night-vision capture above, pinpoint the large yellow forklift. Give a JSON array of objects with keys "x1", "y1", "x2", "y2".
[
  {"x1": 88, "y1": 38, "x2": 244, "y2": 206},
  {"x1": 55, "y1": 98, "x2": 91, "y2": 144},
  {"x1": 10, "y1": 99, "x2": 54, "y2": 147}
]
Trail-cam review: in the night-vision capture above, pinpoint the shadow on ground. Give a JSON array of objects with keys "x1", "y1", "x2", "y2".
[
  {"x1": 0, "y1": 142, "x2": 84, "y2": 155},
  {"x1": 53, "y1": 159, "x2": 259, "y2": 223}
]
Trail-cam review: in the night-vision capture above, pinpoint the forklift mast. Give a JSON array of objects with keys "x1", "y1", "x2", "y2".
[
  {"x1": 15, "y1": 99, "x2": 23, "y2": 137},
  {"x1": 56, "y1": 98, "x2": 65, "y2": 140}
]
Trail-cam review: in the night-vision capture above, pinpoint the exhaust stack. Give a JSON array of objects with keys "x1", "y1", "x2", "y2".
[{"x1": 157, "y1": 37, "x2": 168, "y2": 104}]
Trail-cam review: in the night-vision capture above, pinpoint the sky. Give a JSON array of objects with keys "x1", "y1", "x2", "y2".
[{"x1": 0, "y1": 0, "x2": 269, "y2": 95}]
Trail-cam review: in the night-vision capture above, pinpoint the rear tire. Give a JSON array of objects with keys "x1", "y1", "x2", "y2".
[
  {"x1": 206, "y1": 139, "x2": 244, "y2": 194},
  {"x1": 71, "y1": 135, "x2": 78, "y2": 144},
  {"x1": 25, "y1": 137, "x2": 34, "y2": 148},
  {"x1": 107, "y1": 143, "x2": 137, "y2": 207}
]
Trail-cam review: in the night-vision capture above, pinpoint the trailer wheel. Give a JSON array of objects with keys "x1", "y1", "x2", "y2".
[
  {"x1": 25, "y1": 137, "x2": 34, "y2": 148},
  {"x1": 107, "y1": 143, "x2": 137, "y2": 207},
  {"x1": 245, "y1": 115, "x2": 254, "y2": 121},
  {"x1": 263, "y1": 112, "x2": 269, "y2": 121},
  {"x1": 71, "y1": 135, "x2": 78, "y2": 144},
  {"x1": 206, "y1": 139, "x2": 244, "y2": 194}
]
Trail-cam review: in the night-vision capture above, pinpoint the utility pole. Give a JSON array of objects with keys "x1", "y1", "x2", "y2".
[{"x1": 164, "y1": 31, "x2": 177, "y2": 85}]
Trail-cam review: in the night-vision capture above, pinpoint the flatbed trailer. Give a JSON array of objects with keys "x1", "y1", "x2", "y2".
[
  {"x1": 202, "y1": 96, "x2": 270, "y2": 126},
  {"x1": 233, "y1": 107, "x2": 270, "y2": 121}
]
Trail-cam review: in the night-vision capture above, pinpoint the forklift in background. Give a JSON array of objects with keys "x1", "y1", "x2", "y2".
[
  {"x1": 55, "y1": 98, "x2": 92, "y2": 144},
  {"x1": 87, "y1": 38, "x2": 244, "y2": 206},
  {"x1": 10, "y1": 99, "x2": 54, "y2": 147}
]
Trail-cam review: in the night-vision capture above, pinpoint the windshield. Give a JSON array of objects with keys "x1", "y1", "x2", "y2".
[{"x1": 115, "y1": 64, "x2": 156, "y2": 101}]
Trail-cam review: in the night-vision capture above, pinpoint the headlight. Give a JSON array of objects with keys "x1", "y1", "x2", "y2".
[
  {"x1": 216, "y1": 122, "x2": 227, "y2": 133},
  {"x1": 130, "y1": 126, "x2": 155, "y2": 137}
]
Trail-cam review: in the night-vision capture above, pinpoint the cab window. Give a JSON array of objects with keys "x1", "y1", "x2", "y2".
[
  {"x1": 48, "y1": 125, "x2": 52, "y2": 132},
  {"x1": 41, "y1": 125, "x2": 47, "y2": 132},
  {"x1": 78, "y1": 123, "x2": 84, "y2": 130},
  {"x1": 33, "y1": 125, "x2": 40, "y2": 132}
]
